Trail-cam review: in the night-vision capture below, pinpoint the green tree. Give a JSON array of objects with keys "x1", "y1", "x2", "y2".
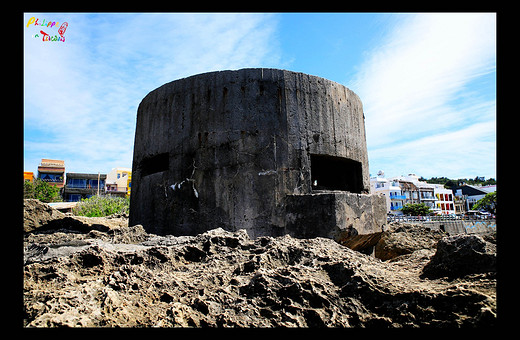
[
  {"x1": 400, "y1": 203, "x2": 431, "y2": 216},
  {"x1": 472, "y1": 191, "x2": 496, "y2": 214},
  {"x1": 23, "y1": 180, "x2": 35, "y2": 199},
  {"x1": 23, "y1": 179, "x2": 61, "y2": 202}
]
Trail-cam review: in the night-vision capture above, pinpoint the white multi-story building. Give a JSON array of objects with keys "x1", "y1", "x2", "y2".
[
  {"x1": 372, "y1": 172, "x2": 456, "y2": 215},
  {"x1": 432, "y1": 184, "x2": 455, "y2": 215},
  {"x1": 370, "y1": 175, "x2": 405, "y2": 214}
]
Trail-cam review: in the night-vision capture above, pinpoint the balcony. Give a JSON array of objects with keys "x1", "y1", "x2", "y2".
[
  {"x1": 420, "y1": 195, "x2": 436, "y2": 201},
  {"x1": 390, "y1": 194, "x2": 406, "y2": 200},
  {"x1": 106, "y1": 186, "x2": 128, "y2": 193},
  {"x1": 66, "y1": 178, "x2": 105, "y2": 189},
  {"x1": 39, "y1": 177, "x2": 63, "y2": 183}
]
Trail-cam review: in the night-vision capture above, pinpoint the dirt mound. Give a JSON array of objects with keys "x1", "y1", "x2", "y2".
[
  {"x1": 23, "y1": 199, "x2": 65, "y2": 232},
  {"x1": 23, "y1": 209, "x2": 496, "y2": 327},
  {"x1": 24, "y1": 199, "x2": 128, "y2": 234}
]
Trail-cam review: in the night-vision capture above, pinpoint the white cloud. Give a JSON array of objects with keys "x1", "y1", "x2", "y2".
[
  {"x1": 24, "y1": 13, "x2": 280, "y2": 174},
  {"x1": 368, "y1": 120, "x2": 496, "y2": 179},
  {"x1": 349, "y1": 13, "x2": 496, "y2": 178}
]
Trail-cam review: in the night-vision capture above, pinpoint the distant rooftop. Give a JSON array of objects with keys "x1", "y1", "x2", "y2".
[{"x1": 40, "y1": 159, "x2": 65, "y2": 167}]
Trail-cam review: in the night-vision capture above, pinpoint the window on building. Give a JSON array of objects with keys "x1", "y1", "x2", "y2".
[
  {"x1": 88, "y1": 179, "x2": 105, "y2": 189},
  {"x1": 67, "y1": 178, "x2": 87, "y2": 188}
]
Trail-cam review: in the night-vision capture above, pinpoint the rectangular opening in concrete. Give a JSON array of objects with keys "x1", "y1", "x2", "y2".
[
  {"x1": 310, "y1": 154, "x2": 362, "y2": 193},
  {"x1": 140, "y1": 152, "x2": 169, "y2": 177}
]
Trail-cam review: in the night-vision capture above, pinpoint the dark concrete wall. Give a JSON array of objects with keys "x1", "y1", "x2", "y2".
[
  {"x1": 130, "y1": 68, "x2": 380, "y2": 238},
  {"x1": 285, "y1": 192, "x2": 387, "y2": 241}
]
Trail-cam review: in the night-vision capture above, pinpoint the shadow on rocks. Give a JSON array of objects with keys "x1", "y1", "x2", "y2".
[{"x1": 421, "y1": 234, "x2": 496, "y2": 279}]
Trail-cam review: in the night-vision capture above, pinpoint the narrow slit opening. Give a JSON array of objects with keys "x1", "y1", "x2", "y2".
[
  {"x1": 310, "y1": 154, "x2": 362, "y2": 193},
  {"x1": 140, "y1": 153, "x2": 169, "y2": 177}
]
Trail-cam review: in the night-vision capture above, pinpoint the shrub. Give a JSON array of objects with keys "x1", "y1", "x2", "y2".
[
  {"x1": 73, "y1": 195, "x2": 129, "y2": 217},
  {"x1": 23, "y1": 179, "x2": 61, "y2": 202},
  {"x1": 400, "y1": 203, "x2": 432, "y2": 216}
]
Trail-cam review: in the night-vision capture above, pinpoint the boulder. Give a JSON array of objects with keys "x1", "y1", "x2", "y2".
[
  {"x1": 341, "y1": 222, "x2": 445, "y2": 260},
  {"x1": 374, "y1": 223, "x2": 445, "y2": 261},
  {"x1": 421, "y1": 234, "x2": 496, "y2": 279}
]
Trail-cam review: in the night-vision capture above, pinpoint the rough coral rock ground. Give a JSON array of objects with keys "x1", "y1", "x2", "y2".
[{"x1": 23, "y1": 200, "x2": 496, "y2": 327}]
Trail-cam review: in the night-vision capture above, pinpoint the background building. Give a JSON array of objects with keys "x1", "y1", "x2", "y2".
[
  {"x1": 372, "y1": 172, "x2": 456, "y2": 215},
  {"x1": 62, "y1": 173, "x2": 106, "y2": 202},
  {"x1": 454, "y1": 184, "x2": 496, "y2": 212},
  {"x1": 105, "y1": 167, "x2": 132, "y2": 198},
  {"x1": 432, "y1": 184, "x2": 455, "y2": 215},
  {"x1": 24, "y1": 171, "x2": 34, "y2": 182},
  {"x1": 399, "y1": 180, "x2": 420, "y2": 205},
  {"x1": 127, "y1": 173, "x2": 132, "y2": 197},
  {"x1": 370, "y1": 176, "x2": 404, "y2": 213},
  {"x1": 37, "y1": 159, "x2": 65, "y2": 188}
]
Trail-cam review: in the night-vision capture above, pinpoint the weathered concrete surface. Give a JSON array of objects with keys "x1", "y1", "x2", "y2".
[
  {"x1": 130, "y1": 68, "x2": 383, "y2": 239},
  {"x1": 285, "y1": 192, "x2": 386, "y2": 241},
  {"x1": 464, "y1": 220, "x2": 497, "y2": 234},
  {"x1": 420, "y1": 220, "x2": 466, "y2": 235}
]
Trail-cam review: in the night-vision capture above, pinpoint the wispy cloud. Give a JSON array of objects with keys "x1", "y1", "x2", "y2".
[
  {"x1": 24, "y1": 13, "x2": 280, "y2": 173},
  {"x1": 349, "y1": 13, "x2": 496, "y2": 178},
  {"x1": 368, "y1": 120, "x2": 496, "y2": 179}
]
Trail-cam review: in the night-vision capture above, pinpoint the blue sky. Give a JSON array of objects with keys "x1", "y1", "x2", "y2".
[{"x1": 24, "y1": 13, "x2": 496, "y2": 180}]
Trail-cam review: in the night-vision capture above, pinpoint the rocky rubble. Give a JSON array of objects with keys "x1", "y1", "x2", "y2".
[{"x1": 23, "y1": 200, "x2": 496, "y2": 327}]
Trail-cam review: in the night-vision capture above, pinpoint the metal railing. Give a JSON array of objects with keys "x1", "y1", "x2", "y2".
[{"x1": 39, "y1": 177, "x2": 63, "y2": 183}]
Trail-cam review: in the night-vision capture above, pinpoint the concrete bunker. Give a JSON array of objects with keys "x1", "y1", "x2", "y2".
[{"x1": 130, "y1": 68, "x2": 386, "y2": 240}]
